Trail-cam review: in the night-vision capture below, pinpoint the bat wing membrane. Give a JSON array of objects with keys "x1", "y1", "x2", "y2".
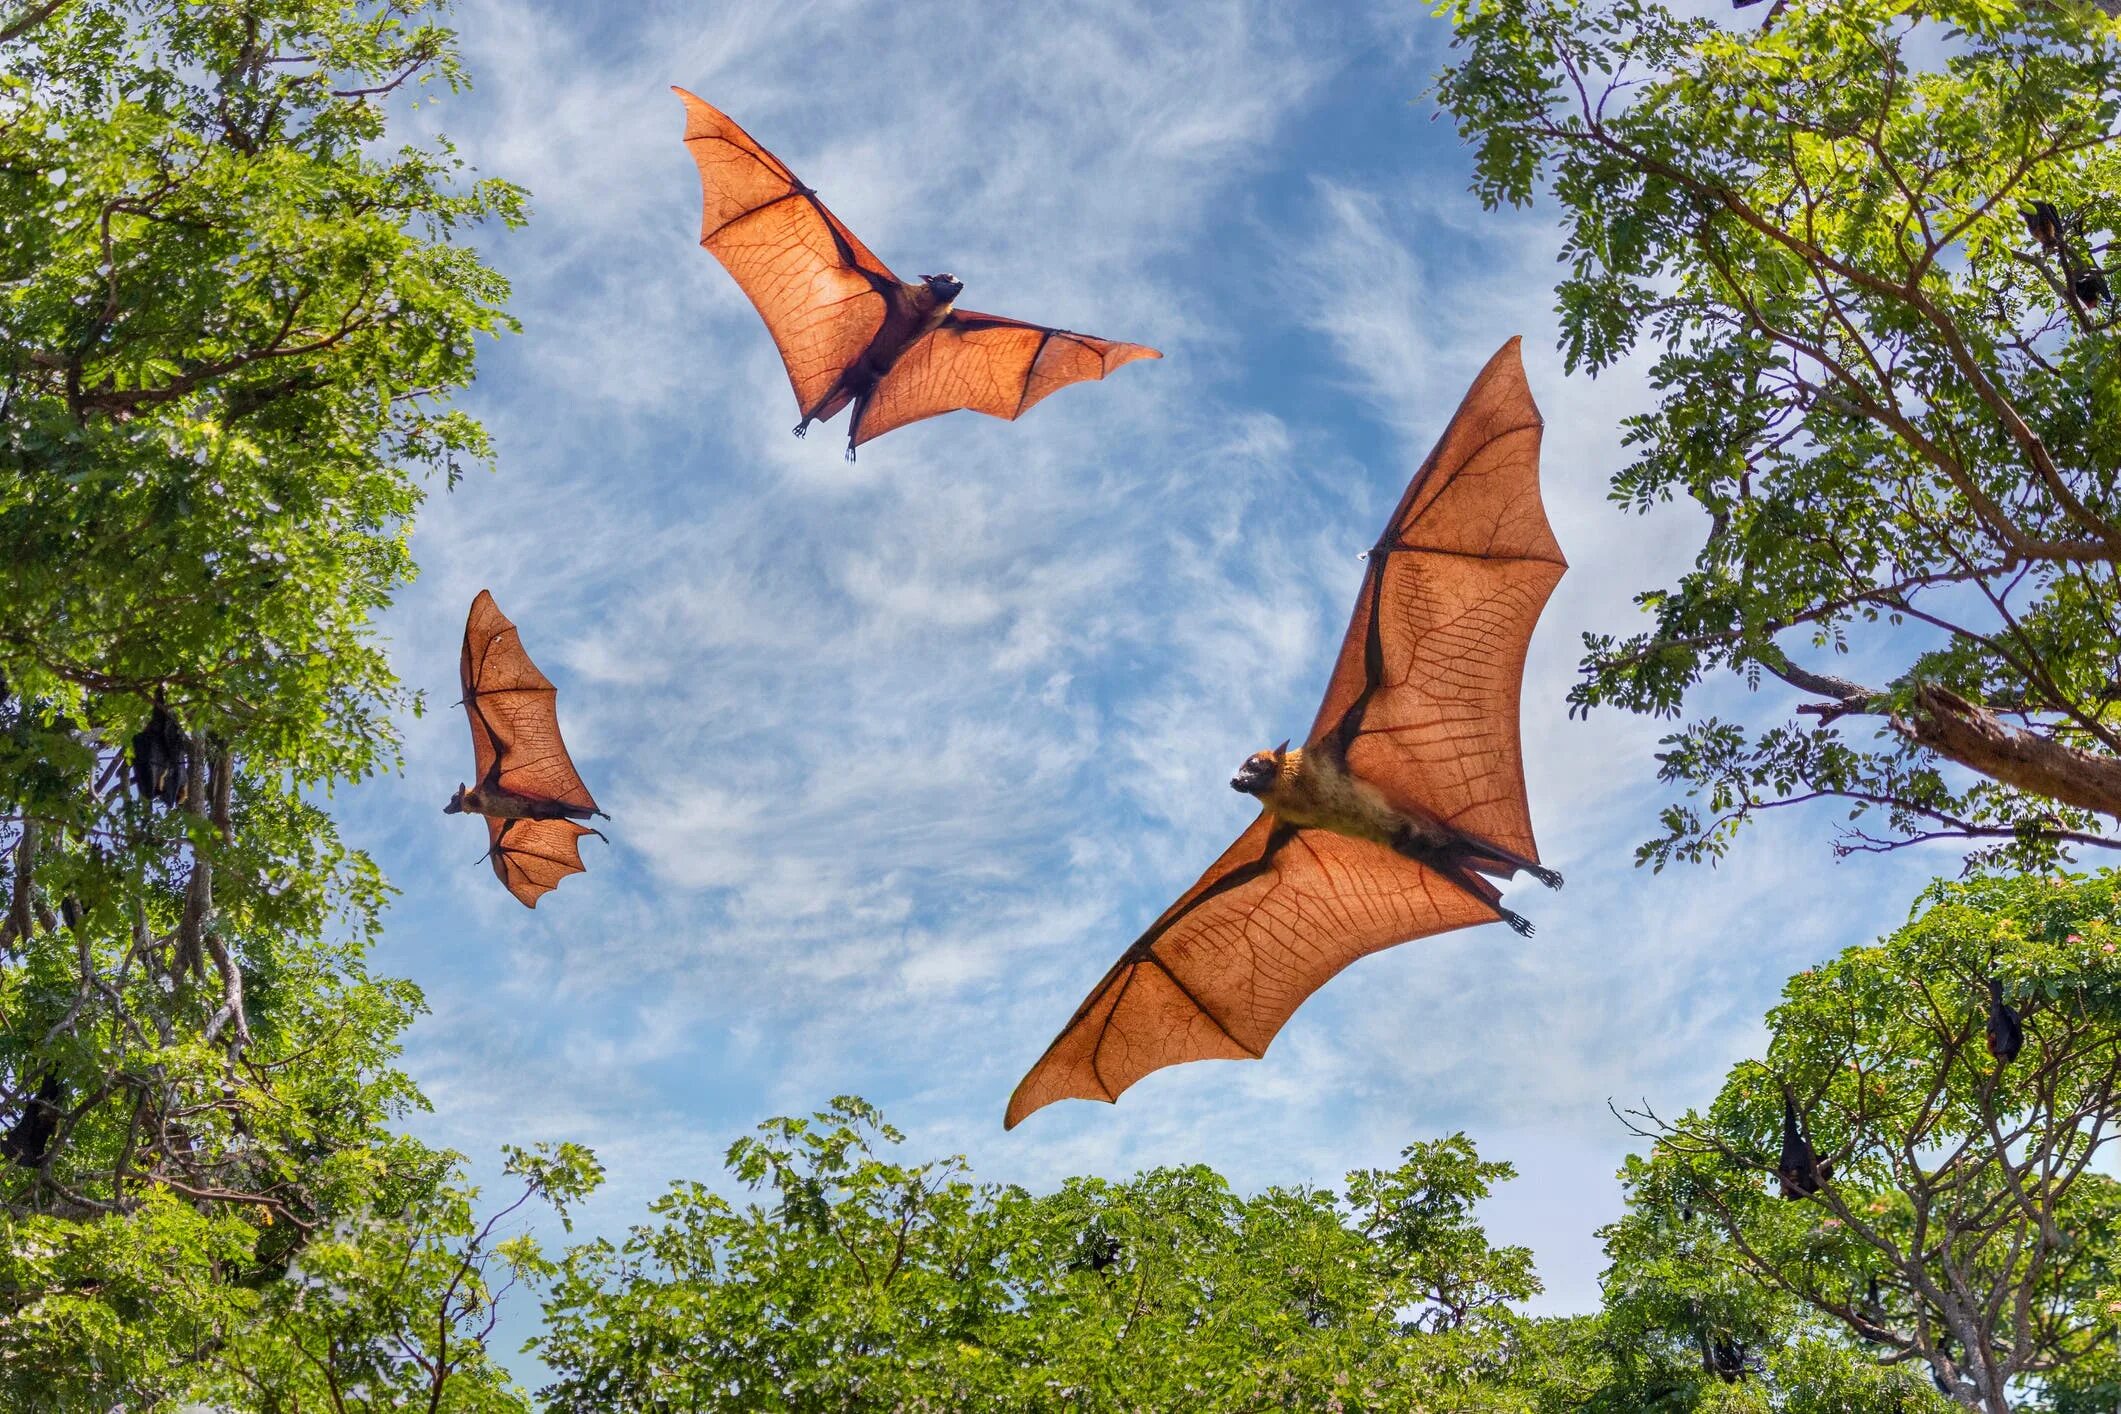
[
  {"x1": 488, "y1": 817, "x2": 600, "y2": 910},
  {"x1": 1005, "y1": 815, "x2": 1498, "y2": 1128},
  {"x1": 1305, "y1": 337, "x2": 1565, "y2": 866},
  {"x1": 460, "y1": 591, "x2": 600, "y2": 816},
  {"x1": 853, "y1": 311, "x2": 1159, "y2": 448},
  {"x1": 675, "y1": 89, "x2": 897, "y2": 421}
]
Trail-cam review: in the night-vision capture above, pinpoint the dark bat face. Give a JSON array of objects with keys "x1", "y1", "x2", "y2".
[
  {"x1": 443, "y1": 783, "x2": 468, "y2": 815},
  {"x1": 1230, "y1": 747, "x2": 1284, "y2": 796},
  {"x1": 921, "y1": 272, "x2": 964, "y2": 301}
]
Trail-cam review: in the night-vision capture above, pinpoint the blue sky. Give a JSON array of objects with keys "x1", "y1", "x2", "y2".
[{"x1": 340, "y1": 0, "x2": 1955, "y2": 1379}]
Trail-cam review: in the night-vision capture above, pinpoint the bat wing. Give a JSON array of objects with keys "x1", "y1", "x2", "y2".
[
  {"x1": 488, "y1": 817, "x2": 600, "y2": 910},
  {"x1": 459, "y1": 590, "x2": 600, "y2": 815},
  {"x1": 1306, "y1": 337, "x2": 1565, "y2": 867},
  {"x1": 675, "y1": 89, "x2": 899, "y2": 422},
  {"x1": 1005, "y1": 814, "x2": 1499, "y2": 1128},
  {"x1": 852, "y1": 310, "x2": 1159, "y2": 448}
]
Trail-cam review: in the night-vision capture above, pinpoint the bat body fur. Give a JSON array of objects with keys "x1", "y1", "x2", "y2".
[
  {"x1": 446, "y1": 781, "x2": 601, "y2": 824},
  {"x1": 1241, "y1": 746, "x2": 1405, "y2": 846},
  {"x1": 1235, "y1": 744, "x2": 1555, "y2": 935}
]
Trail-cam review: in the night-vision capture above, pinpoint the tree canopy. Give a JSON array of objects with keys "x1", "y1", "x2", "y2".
[
  {"x1": 1437, "y1": 0, "x2": 2121, "y2": 869},
  {"x1": 0, "y1": 0, "x2": 543, "y2": 1404},
  {"x1": 533, "y1": 1097, "x2": 1542, "y2": 1413}
]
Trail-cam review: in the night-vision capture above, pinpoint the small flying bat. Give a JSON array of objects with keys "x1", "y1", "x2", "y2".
[
  {"x1": 673, "y1": 89, "x2": 1160, "y2": 460},
  {"x1": 446, "y1": 590, "x2": 607, "y2": 908},
  {"x1": 1006, "y1": 338, "x2": 1566, "y2": 1129},
  {"x1": 1776, "y1": 1095, "x2": 1829, "y2": 1199},
  {"x1": 1985, "y1": 976, "x2": 2024, "y2": 1065}
]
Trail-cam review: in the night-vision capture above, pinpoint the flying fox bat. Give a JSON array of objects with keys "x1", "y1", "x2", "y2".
[
  {"x1": 445, "y1": 590, "x2": 608, "y2": 909},
  {"x1": 2023, "y1": 201, "x2": 2066, "y2": 253},
  {"x1": 1985, "y1": 976, "x2": 2025, "y2": 1065},
  {"x1": 1005, "y1": 338, "x2": 1566, "y2": 1129},
  {"x1": 1777, "y1": 1095, "x2": 1830, "y2": 1199},
  {"x1": 673, "y1": 89, "x2": 1159, "y2": 460},
  {"x1": 131, "y1": 694, "x2": 189, "y2": 808},
  {"x1": 1, "y1": 1071, "x2": 61, "y2": 1166}
]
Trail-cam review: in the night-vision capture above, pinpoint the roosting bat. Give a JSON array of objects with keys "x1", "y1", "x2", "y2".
[
  {"x1": 673, "y1": 89, "x2": 1159, "y2": 459},
  {"x1": 131, "y1": 694, "x2": 189, "y2": 808},
  {"x1": 1777, "y1": 1095, "x2": 1829, "y2": 1199},
  {"x1": 1, "y1": 1071, "x2": 62, "y2": 1166},
  {"x1": 446, "y1": 591, "x2": 608, "y2": 908},
  {"x1": 2023, "y1": 201, "x2": 2066, "y2": 254},
  {"x1": 1985, "y1": 976, "x2": 2024, "y2": 1065},
  {"x1": 1005, "y1": 337, "x2": 1566, "y2": 1129}
]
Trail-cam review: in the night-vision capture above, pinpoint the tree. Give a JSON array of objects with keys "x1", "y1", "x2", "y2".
[
  {"x1": 1617, "y1": 871, "x2": 2121, "y2": 1412},
  {"x1": 209, "y1": 1142, "x2": 602, "y2": 1413},
  {"x1": 533, "y1": 1097, "x2": 1549, "y2": 1412},
  {"x1": 1435, "y1": 0, "x2": 2121, "y2": 868},
  {"x1": 0, "y1": 0, "x2": 529, "y2": 1403}
]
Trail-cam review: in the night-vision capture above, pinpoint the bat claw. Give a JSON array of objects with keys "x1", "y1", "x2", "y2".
[
  {"x1": 1501, "y1": 909, "x2": 1535, "y2": 938},
  {"x1": 791, "y1": 423, "x2": 809, "y2": 439},
  {"x1": 843, "y1": 446, "x2": 857, "y2": 464},
  {"x1": 1530, "y1": 865, "x2": 1563, "y2": 890}
]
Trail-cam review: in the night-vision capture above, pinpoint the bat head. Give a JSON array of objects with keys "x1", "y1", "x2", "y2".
[
  {"x1": 920, "y1": 272, "x2": 963, "y2": 302},
  {"x1": 443, "y1": 783, "x2": 469, "y2": 815},
  {"x1": 1230, "y1": 741, "x2": 1290, "y2": 796}
]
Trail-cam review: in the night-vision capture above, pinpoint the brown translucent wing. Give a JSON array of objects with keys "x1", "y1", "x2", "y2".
[
  {"x1": 460, "y1": 591, "x2": 600, "y2": 815},
  {"x1": 487, "y1": 817, "x2": 598, "y2": 910},
  {"x1": 853, "y1": 310, "x2": 1159, "y2": 448},
  {"x1": 675, "y1": 89, "x2": 897, "y2": 419},
  {"x1": 1306, "y1": 337, "x2": 1565, "y2": 866},
  {"x1": 1005, "y1": 816, "x2": 1499, "y2": 1128}
]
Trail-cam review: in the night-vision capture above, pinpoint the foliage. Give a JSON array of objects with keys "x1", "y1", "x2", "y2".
[
  {"x1": 1616, "y1": 871, "x2": 2121, "y2": 1412},
  {"x1": 533, "y1": 1096, "x2": 1546, "y2": 1413},
  {"x1": 1435, "y1": 0, "x2": 2121, "y2": 869},
  {"x1": 0, "y1": 0, "x2": 530, "y2": 1404}
]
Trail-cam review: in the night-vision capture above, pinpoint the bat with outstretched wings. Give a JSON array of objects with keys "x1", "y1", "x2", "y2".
[
  {"x1": 1007, "y1": 338, "x2": 1566, "y2": 1128},
  {"x1": 674, "y1": 89, "x2": 1160, "y2": 459},
  {"x1": 444, "y1": 590, "x2": 608, "y2": 909}
]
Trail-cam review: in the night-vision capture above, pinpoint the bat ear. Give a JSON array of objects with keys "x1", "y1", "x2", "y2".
[{"x1": 1274, "y1": 739, "x2": 1290, "y2": 759}]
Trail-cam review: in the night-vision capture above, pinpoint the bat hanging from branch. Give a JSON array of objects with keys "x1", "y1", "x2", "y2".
[
  {"x1": 1777, "y1": 1094, "x2": 1831, "y2": 1199},
  {"x1": 1985, "y1": 976, "x2": 2024, "y2": 1065},
  {"x1": 446, "y1": 590, "x2": 609, "y2": 909},
  {"x1": 1006, "y1": 337, "x2": 1566, "y2": 1129},
  {"x1": 130, "y1": 692, "x2": 189, "y2": 808},
  {"x1": 673, "y1": 89, "x2": 1160, "y2": 460}
]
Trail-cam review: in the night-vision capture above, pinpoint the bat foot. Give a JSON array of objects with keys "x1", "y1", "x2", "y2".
[
  {"x1": 1501, "y1": 908, "x2": 1535, "y2": 938},
  {"x1": 791, "y1": 422, "x2": 809, "y2": 439},
  {"x1": 843, "y1": 446, "x2": 857, "y2": 464},
  {"x1": 1529, "y1": 865, "x2": 1563, "y2": 890}
]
